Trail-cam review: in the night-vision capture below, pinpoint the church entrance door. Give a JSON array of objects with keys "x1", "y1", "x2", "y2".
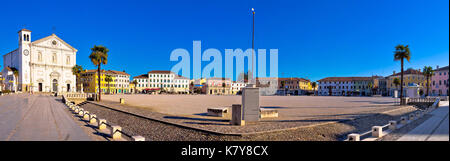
[{"x1": 52, "y1": 79, "x2": 58, "y2": 92}]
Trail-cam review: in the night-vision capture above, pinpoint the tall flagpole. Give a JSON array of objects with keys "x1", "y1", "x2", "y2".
[{"x1": 251, "y1": 8, "x2": 255, "y2": 87}]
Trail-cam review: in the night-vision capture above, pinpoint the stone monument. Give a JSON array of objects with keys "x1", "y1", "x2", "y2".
[{"x1": 242, "y1": 85, "x2": 260, "y2": 122}]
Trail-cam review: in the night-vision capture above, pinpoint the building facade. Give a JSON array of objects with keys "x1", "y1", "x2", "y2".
[
  {"x1": 203, "y1": 77, "x2": 232, "y2": 95},
  {"x1": 386, "y1": 69, "x2": 426, "y2": 96},
  {"x1": 317, "y1": 77, "x2": 373, "y2": 96},
  {"x1": 132, "y1": 70, "x2": 190, "y2": 94},
  {"x1": 79, "y1": 69, "x2": 131, "y2": 94},
  {"x1": 431, "y1": 66, "x2": 449, "y2": 96},
  {"x1": 2, "y1": 29, "x2": 77, "y2": 93},
  {"x1": 277, "y1": 78, "x2": 313, "y2": 95},
  {"x1": 231, "y1": 81, "x2": 247, "y2": 95}
]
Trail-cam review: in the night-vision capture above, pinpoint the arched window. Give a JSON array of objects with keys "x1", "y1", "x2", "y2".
[
  {"x1": 66, "y1": 56, "x2": 70, "y2": 65},
  {"x1": 23, "y1": 34, "x2": 26, "y2": 41},
  {"x1": 38, "y1": 52, "x2": 42, "y2": 62},
  {"x1": 52, "y1": 53, "x2": 57, "y2": 63},
  {"x1": 27, "y1": 34, "x2": 29, "y2": 41}
]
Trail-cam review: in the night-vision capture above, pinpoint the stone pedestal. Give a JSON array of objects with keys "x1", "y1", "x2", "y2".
[
  {"x1": 400, "y1": 97, "x2": 409, "y2": 105},
  {"x1": 231, "y1": 104, "x2": 245, "y2": 126},
  {"x1": 242, "y1": 87, "x2": 260, "y2": 122}
]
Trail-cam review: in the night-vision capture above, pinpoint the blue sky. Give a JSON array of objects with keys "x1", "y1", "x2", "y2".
[{"x1": 0, "y1": 0, "x2": 448, "y2": 81}]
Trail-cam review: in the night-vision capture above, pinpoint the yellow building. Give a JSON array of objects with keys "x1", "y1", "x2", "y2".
[
  {"x1": 79, "y1": 69, "x2": 130, "y2": 94},
  {"x1": 386, "y1": 68, "x2": 426, "y2": 96}
]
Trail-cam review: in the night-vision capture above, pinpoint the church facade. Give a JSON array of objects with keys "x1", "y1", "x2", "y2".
[{"x1": 2, "y1": 29, "x2": 77, "y2": 93}]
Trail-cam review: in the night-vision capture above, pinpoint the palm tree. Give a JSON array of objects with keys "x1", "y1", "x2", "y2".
[
  {"x1": 393, "y1": 77, "x2": 401, "y2": 93},
  {"x1": 423, "y1": 66, "x2": 434, "y2": 97},
  {"x1": 10, "y1": 67, "x2": 19, "y2": 92},
  {"x1": 89, "y1": 45, "x2": 109, "y2": 101},
  {"x1": 394, "y1": 44, "x2": 411, "y2": 99},
  {"x1": 367, "y1": 82, "x2": 373, "y2": 96},
  {"x1": 131, "y1": 80, "x2": 138, "y2": 94},
  {"x1": 72, "y1": 65, "x2": 83, "y2": 92},
  {"x1": 105, "y1": 75, "x2": 113, "y2": 94}
]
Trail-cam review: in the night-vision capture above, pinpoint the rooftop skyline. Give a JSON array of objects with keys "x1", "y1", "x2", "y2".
[{"x1": 0, "y1": 0, "x2": 448, "y2": 81}]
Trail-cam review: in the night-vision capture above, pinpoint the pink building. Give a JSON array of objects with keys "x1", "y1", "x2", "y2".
[{"x1": 431, "y1": 66, "x2": 449, "y2": 96}]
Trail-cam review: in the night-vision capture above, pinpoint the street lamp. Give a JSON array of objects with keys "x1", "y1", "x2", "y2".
[{"x1": 249, "y1": 7, "x2": 256, "y2": 87}]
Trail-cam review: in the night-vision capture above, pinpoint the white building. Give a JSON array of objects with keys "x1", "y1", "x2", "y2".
[
  {"x1": 231, "y1": 81, "x2": 247, "y2": 94},
  {"x1": 133, "y1": 70, "x2": 190, "y2": 94},
  {"x1": 2, "y1": 29, "x2": 77, "y2": 92}
]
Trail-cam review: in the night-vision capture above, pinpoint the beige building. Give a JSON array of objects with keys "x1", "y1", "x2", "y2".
[{"x1": 203, "y1": 77, "x2": 232, "y2": 95}]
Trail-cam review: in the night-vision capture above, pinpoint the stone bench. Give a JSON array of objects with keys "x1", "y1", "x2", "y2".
[
  {"x1": 260, "y1": 108, "x2": 278, "y2": 118},
  {"x1": 207, "y1": 107, "x2": 230, "y2": 117}
]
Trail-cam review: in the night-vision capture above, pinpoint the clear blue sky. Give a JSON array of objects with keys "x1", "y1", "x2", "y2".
[{"x1": 0, "y1": 0, "x2": 448, "y2": 81}]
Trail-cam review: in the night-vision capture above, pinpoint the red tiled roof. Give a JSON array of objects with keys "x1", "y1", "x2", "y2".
[
  {"x1": 278, "y1": 77, "x2": 310, "y2": 82},
  {"x1": 317, "y1": 77, "x2": 372, "y2": 82},
  {"x1": 435, "y1": 66, "x2": 449, "y2": 71},
  {"x1": 18, "y1": 28, "x2": 31, "y2": 33},
  {"x1": 148, "y1": 70, "x2": 173, "y2": 74},
  {"x1": 107, "y1": 70, "x2": 129, "y2": 76},
  {"x1": 389, "y1": 68, "x2": 423, "y2": 77},
  {"x1": 133, "y1": 74, "x2": 148, "y2": 79}
]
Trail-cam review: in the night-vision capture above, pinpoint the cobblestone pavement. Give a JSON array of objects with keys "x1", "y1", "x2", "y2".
[
  {"x1": 80, "y1": 101, "x2": 420, "y2": 141},
  {"x1": 0, "y1": 94, "x2": 93, "y2": 141}
]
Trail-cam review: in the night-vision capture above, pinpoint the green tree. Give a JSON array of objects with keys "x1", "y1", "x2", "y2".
[
  {"x1": 368, "y1": 82, "x2": 373, "y2": 96},
  {"x1": 394, "y1": 44, "x2": 411, "y2": 98},
  {"x1": 89, "y1": 45, "x2": 109, "y2": 101},
  {"x1": 131, "y1": 80, "x2": 138, "y2": 94},
  {"x1": 10, "y1": 67, "x2": 19, "y2": 92},
  {"x1": 422, "y1": 66, "x2": 434, "y2": 96},
  {"x1": 105, "y1": 75, "x2": 113, "y2": 94},
  {"x1": 72, "y1": 65, "x2": 84, "y2": 92},
  {"x1": 393, "y1": 78, "x2": 401, "y2": 89}
]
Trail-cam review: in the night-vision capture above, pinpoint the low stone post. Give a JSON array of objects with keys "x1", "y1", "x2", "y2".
[
  {"x1": 231, "y1": 104, "x2": 245, "y2": 126},
  {"x1": 415, "y1": 111, "x2": 421, "y2": 118},
  {"x1": 120, "y1": 98, "x2": 125, "y2": 104},
  {"x1": 132, "y1": 136, "x2": 145, "y2": 141},
  {"x1": 83, "y1": 112, "x2": 90, "y2": 120},
  {"x1": 347, "y1": 134, "x2": 360, "y2": 141},
  {"x1": 98, "y1": 119, "x2": 107, "y2": 130},
  {"x1": 111, "y1": 125, "x2": 122, "y2": 140},
  {"x1": 409, "y1": 113, "x2": 415, "y2": 120},
  {"x1": 372, "y1": 126, "x2": 383, "y2": 138},
  {"x1": 388, "y1": 121, "x2": 397, "y2": 131},
  {"x1": 400, "y1": 117, "x2": 407, "y2": 124},
  {"x1": 89, "y1": 114, "x2": 97, "y2": 124}
]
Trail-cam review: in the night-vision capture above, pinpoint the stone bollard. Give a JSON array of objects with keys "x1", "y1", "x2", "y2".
[
  {"x1": 415, "y1": 111, "x2": 421, "y2": 118},
  {"x1": 400, "y1": 117, "x2": 407, "y2": 124},
  {"x1": 78, "y1": 110, "x2": 85, "y2": 117},
  {"x1": 409, "y1": 113, "x2": 415, "y2": 120},
  {"x1": 83, "y1": 112, "x2": 90, "y2": 120},
  {"x1": 347, "y1": 133, "x2": 360, "y2": 141},
  {"x1": 389, "y1": 121, "x2": 397, "y2": 131},
  {"x1": 132, "y1": 136, "x2": 145, "y2": 141},
  {"x1": 111, "y1": 125, "x2": 122, "y2": 140},
  {"x1": 372, "y1": 126, "x2": 383, "y2": 138},
  {"x1": 230, "y1": 104, "x2": 245, "y2": 126},
  {"x1": 120, "y1": 98, "x2": 125, "y2": 104},
  {"x1": 89, "y1": 115, "x2": 97, "y2": 124},
  {"x1": 74, "y1": 108, "x2": 80, "y2": 113},
  {"x1": 98, "y1": 119, "x2": 107, "y2": 130}
]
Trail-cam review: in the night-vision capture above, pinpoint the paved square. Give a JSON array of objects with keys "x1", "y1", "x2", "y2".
[{"x1": 103, "y1": 94, "x2": 399, "y2": 121}]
